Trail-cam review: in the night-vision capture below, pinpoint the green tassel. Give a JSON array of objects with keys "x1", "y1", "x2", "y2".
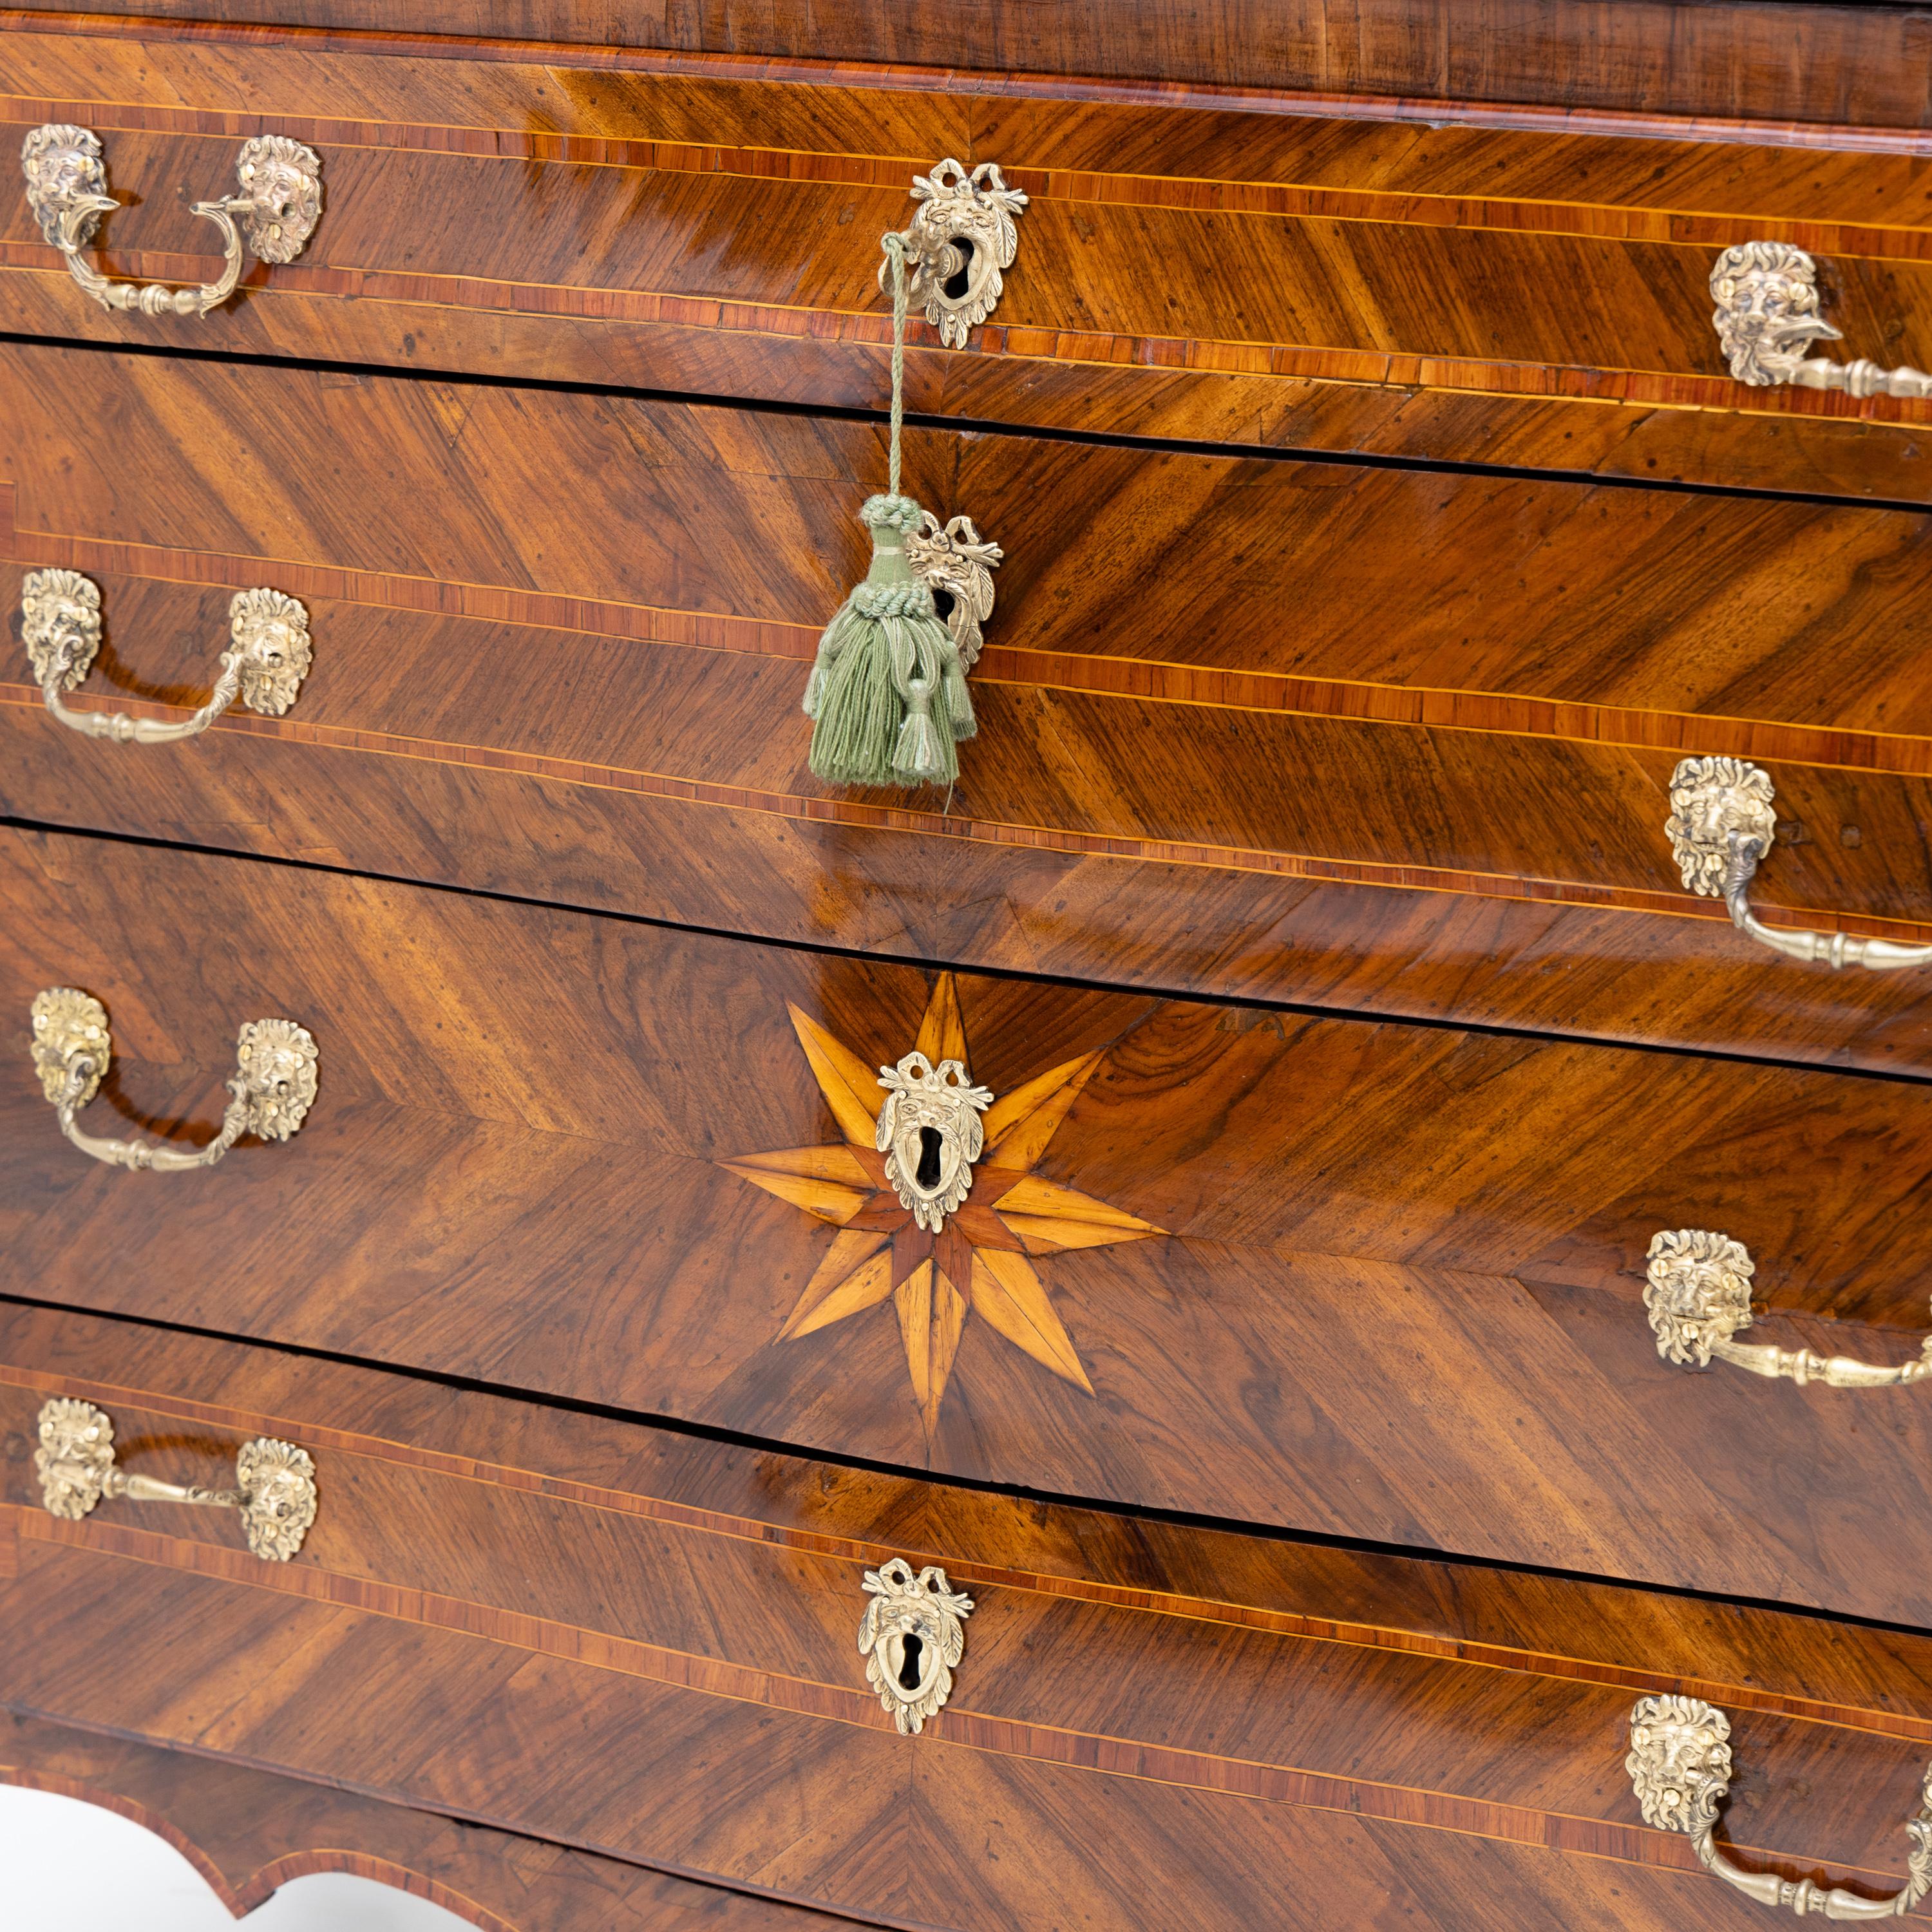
[
  {"x1": 808, "y1": 493, "x2": 961, "y2": 788},
  {"x1": 805, "y1": 227, "x2": 984, "y2": 792},
  {"x1": 892, "y1": 676, "x2": 952, "y2": 784}
]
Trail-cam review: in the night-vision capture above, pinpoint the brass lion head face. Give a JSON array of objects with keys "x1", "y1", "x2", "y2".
[
  {"x1": 29, "y1": 987, "x2": 110, "y2": 1110},
  {"x1": 228, "y1": 587, "x2": 314, "y2": 715},
  {"x1": 235, "y1": 135, "x2": 323, "y2": 263},
  {"x1": 857, "y1": 1558, "x2": 974, "y2": 1735},
  {"x1": 1627, "y1": 1695, "x2": 1732, "y2": 1835},
  {"x1": 20, "y1": 122, "x2": 109, "y2": 248},
  {"x1": 1665, "y1": 756, "x2": 1777, "y2": 896},
  {"x1": 21, "y1": 567, "x2": 103, "y2": 691},
  {"x1": 233, "y1": 1018, "x2": 321, "y2": 1142},
  {"x1": 33, "y1": 1397, "x2": 116, "y2": 1520},
  {"x1": 1644, "y1": 1229, "x2": 1756, "y2": 1366},
  {"x1": 1709, "y1": 242, "x2": 1841, "y2": 385},
  {"x1": 236, "y1": 1437, "x2": 317, "y2": 1562}
]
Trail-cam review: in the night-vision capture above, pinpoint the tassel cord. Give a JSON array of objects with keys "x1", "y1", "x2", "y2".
[{"x1": 883, "y1": 230, "x2": 909, "y2": 499}]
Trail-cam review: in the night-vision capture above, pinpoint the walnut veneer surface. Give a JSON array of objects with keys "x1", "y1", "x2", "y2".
[
  {"x1": 8, "y1": 6, "x2": 1932, "y2": 1926},
  {"x1": 8, "y1": 1304, "x2": 1932, "y2": 1932},
  {"x1": 10, "y1": 824, "x2": 1932, "y2": 1625},
  {"x1": 10, "y1": 344, "x2": 1932, "y2": 1073},
  {"x1": 7, "y1": 14, "x2": 1932, "y2": 488}
]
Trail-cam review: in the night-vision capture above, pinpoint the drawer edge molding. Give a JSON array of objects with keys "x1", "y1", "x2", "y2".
[{"x1": 5, "y1": 1359, "x2": 1932, "y2": 1750}]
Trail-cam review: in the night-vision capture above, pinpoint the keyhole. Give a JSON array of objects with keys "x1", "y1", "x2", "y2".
[
  {"x1": 942, "y1": 236, "x2": 975, "y2": 301},
  {"x1": 898, "y1": 1632, "x2": 925, "y2": 1689},
  {"x1": 915, "y1": 1126, "x2": 944, "y2": 1190},
  {"x1": 929, "y1": 585, "x2": 956, "y2": 623}
]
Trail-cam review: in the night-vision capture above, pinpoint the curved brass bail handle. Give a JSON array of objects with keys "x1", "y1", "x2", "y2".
[
  {"x1": 29, "y1": 987, "x2": 319, "y2": 1173},
  {"x1": 1665, "y1": 758, "x2": 1932, "y2": 971},
  {"x1": 1643, "y1": 1229, "x2": 1932, "y2": 1390},
  {"x1": 1712, "y1": 242, "x2": 1932, "y2": 399},
  {"x1": 22, "y1": 569, "x2": 314, "y2": 743},
  {"x1": 20, "y1": 122, "x2": 322, "y2": 319},
  {"x1": 35, "y1": 1397, "x2": 317, "y2": 1562},
  {"x1": 56, "y1": 188, "x2": 247, "y2": 318},
  {"x1": 1629, "y1": 1696, "x2": 1932, "y2": 1918}
]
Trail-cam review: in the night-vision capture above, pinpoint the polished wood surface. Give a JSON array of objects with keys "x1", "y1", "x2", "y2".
[
  {"x1": 9, "y1": 347, "x2": 1932, "y2": 1018},
  {"x1": 5, "y1": 18, "x2": 1932, "y2": 487},
  {"x1": 0, "y1": 1713, "x2": 836, "y2": 1931},
  {"x1": 9, "y1": 1306, "x2": 1932, "y2": 1928},
  {"x1": 15, "y1": 700, "x2": 1932, "y2": 1081},
  {"x1": 8, "y1": 827, "x2": 1932, "y2": 1618},
  {"x1": 10, "y1": 1, "x2": 1932, "y2": 133}
]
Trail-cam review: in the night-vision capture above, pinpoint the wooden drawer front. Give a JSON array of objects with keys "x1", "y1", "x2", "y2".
[
  {"x1": 0, "y1": 1715, "x2": 839, "y2": 1932},
  {"x1": 9, "y1": 345, "x2": 1932, "y2": 1071},
  {"x1": 8, "y1": 1306, "x2": 1932, "y2": 1931},
  {"x1": 7, "y1": 22, "x2": 1932, "y2": 495},
  {"x1": 10, "y1": 825, "x2": 1932, "y2": 1622}
]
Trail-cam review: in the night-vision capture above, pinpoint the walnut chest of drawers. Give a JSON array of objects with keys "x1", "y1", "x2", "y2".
[{"x1": 8, "y1": 3, "x2": 1932, "y2": 1927}]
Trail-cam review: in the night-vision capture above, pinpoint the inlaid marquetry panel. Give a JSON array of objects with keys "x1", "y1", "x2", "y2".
[
  {"x1": 7, "y1": 1307, "x2": 1932, "y2": 1929},
  {"x1": 10, "y1": 828, "x2": 1932, "y2": 1618},
  {"x1": 7, "y1": 15, "x2": 1932, "y2": 485},
  {"x1": 8, "y1": 343, "x2": 1932, "y2": 1067}
]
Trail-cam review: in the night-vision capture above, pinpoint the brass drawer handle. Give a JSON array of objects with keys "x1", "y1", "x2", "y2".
[
  {"x1": 1628, "y1": 1695, "x2": 1932, "y2": 1917},
  {"x1": 21, "y1": 123, "x2": 321, "y2": 318},
  {"x1": 23, "y1": 570, "x2": 313, "y2": 742},
  {"x1": 1665, "y1": 758, "x2": 1932, "y2": 970},
  {"x1": 1645, "y1": 1229, "x2": 1932, "y2": 1390},
  {"x1": 30, "y1": 987, "x2": 319, "y2": 1171},
  {"x1": 1713, "y1": 243, "x2": 1932, "y2": 398},
  {"x1": 35, "y1": 1398, "x2": 316, "y2": 1562}
]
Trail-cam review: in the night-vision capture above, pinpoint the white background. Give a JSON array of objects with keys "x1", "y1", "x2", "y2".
[{"x1": 0, "y1": 1785, "x2": 473, "y2": 1930}]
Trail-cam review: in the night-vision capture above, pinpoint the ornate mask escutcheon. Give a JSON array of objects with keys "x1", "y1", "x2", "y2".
[
  {"x1": 858, "y1": 1558, "x2": 974, "y2": 1735},
  {"x1": 876, "y1": 1050, "x2": 992, "y2": 1233}
]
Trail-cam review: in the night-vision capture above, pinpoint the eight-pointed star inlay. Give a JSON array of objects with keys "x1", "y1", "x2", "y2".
[{"x1": 719, "y1": 974, "x2": 1163, "y2": 1432}]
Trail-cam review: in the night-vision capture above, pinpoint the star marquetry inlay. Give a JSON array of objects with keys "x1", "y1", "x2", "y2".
[{"x1": 719, "y1": 974, "x2": 1163, "y2": 1432}]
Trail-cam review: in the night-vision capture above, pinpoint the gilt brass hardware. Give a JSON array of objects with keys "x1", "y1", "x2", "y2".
[
  {"x1": 21, "y1": 122, "x2": 321, "y2": 317},
  {"x1": 904, "y1": 513, "x2": 1003, "y2": 668},
  {"x1": 1628, "y1": 1695, "x2": 1932, "y2": 1917},
  {"x1": 1665, "y1": 757, "x2": 1932, "y2": 969},
  {"x1": 22, "y1": 569, "x2": 313, "y2": 741},
  {"x1": 1711, "y1": 243, "x2": 1932, "y2": 398},
  {"x1": 35, "y1": 1397, "x2": 317, "y2": 1561},
  {"x1": 1645, "y1": 1229, "x2": 1932, "y2": 1389},
  {"x1": 876, "y1": 1050, "x2": 993, "y2": 1233},
  {"x1": 30, "y1": 987, "x2": 319, "y2": 1171},
  {"x1": 884, "y1": 159, "x2": 1027, "y2": 348},
  {"x1": 858, "y1": 1558, "x2": 973, "y2": 1734}
]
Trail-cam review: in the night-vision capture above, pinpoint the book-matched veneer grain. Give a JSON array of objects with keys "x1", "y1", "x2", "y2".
[
  {"x1": 8, "y1": 828, "x2": 1932, "y2": 1620},
  {"x1": 6, "y1": 1307, "x2": 1932, "y2": 1929}
]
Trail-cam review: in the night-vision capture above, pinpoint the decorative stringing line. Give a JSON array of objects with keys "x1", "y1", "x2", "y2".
[
  {"x1": 10, "y1": 7, "x2": 1932, "y2": 160},
  {"x1": 3, "y1": 1370, "x2": 1930, "y2": 1748},
  {"x1": 12, "y1": 524, "x2": 1932, "y2": 781},
  {"x1": 0, "y1": 683, "x2": 1798, "y2": 929},
  {"x1": 10, "y1": 97, "x2": 1932, "y2": 260},
  {"x1": 9, "y1": 245, "x2": 1932, "y2": 428},
  {"x1": 0, "y1": 1515, "x2": 1845, "y2": 1880},
  {"x1": 10, "y1": 678, "x2": 1932, "y2": 940}
]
